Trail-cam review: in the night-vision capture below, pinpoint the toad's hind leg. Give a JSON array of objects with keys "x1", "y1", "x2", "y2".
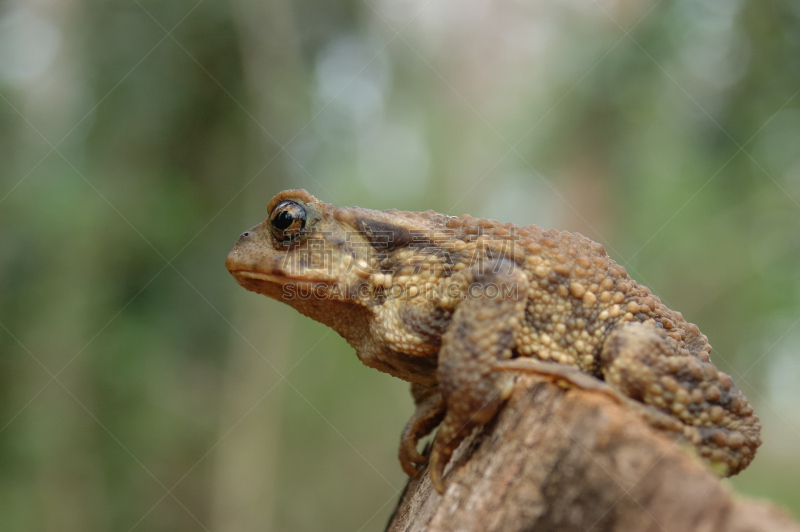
[
  {"x1": 429, "y1": 263, "x2": 527, "y2": 494},
  {"x1": 601, "y1": 322, "x2": 761, "y2": 474},
  {"x1": 492, "y1": 357, "x2": 685, "y2": 434}
]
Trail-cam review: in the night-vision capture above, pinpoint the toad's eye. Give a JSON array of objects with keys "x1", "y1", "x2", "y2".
[{"x1": 269, "y1": 201, "x2": 306, "y2": 242}]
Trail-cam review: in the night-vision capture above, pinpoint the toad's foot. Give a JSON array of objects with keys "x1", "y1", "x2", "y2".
[{"x1": 399, "y1": 384, "x2": 445, "y2": 477}]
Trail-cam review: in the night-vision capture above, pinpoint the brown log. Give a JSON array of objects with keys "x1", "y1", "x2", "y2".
[{"x1": 386, "y1": 375, "x2": 799, "y2": 532}]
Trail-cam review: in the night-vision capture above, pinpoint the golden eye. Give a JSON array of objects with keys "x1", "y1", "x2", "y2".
[{"x1": 269, "y1": 201, "x2": 306, "y2": 242}]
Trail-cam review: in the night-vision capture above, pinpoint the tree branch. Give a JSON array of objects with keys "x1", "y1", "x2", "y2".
[{"x1": 387, "y1": 375, "x2": 799, "y2": 532}]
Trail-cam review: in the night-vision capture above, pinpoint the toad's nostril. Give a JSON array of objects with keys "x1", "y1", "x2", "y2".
[{"x1": 243, "y1": 232, "x2": 250, "y2": 237}]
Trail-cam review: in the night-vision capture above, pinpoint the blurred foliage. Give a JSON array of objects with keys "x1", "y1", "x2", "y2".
[{"x1": 1, "y1": 0, "x2": 799, "y2": 530}]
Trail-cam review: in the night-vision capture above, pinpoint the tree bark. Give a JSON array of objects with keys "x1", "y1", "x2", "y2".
[{"x1": 386, "y1": 375, "x2": 799, "y2": 532}]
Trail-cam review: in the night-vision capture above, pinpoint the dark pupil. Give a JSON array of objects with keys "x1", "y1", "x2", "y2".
[{"x1": 273, "y1": 210, "x2": 295, "y2": 230}]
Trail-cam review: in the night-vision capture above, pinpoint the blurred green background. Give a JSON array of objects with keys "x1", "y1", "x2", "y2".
[{"x1": 1, "y1": 0, "x2": 799, "y2": 530}]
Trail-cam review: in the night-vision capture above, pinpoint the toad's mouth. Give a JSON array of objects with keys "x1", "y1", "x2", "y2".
[{"x1": 229, "y1": 270, "x2": 332, "y2": 287}]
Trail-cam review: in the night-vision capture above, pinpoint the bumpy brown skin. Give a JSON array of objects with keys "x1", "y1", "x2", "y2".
[{"x1": 226, "y1": 190, "x2": 761, "y2": 494}]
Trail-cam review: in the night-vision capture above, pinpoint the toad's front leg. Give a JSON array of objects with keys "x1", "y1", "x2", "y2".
[
  {"x1": 399, "y1": 383, "x2": 445, "y2": 477},
  {"x1": 429, "y1": 262, "x2": 528, "y2": 493}
]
